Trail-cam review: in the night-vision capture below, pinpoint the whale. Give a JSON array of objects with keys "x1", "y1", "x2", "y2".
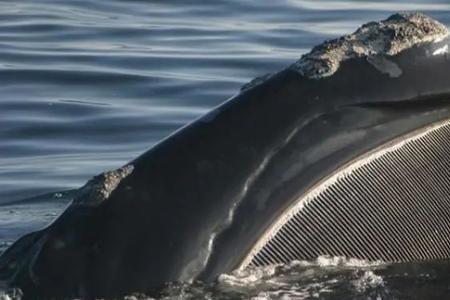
[{"x1": 1, "y1": 13, "x2": 450, "y2": 299}]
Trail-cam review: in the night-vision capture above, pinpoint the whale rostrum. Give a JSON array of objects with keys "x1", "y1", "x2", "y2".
[{"x1": 291, "y1": 12, "x2": 449, "y2": 79}]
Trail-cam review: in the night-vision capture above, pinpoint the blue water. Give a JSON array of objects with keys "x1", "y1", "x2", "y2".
[{"x1": 1, "y1": 1, "x2": 450, "y2": 298}]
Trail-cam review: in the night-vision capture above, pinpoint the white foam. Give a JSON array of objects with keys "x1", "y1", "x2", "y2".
[{"x1": 353, "y1": 271, "x2": 385, "y2": 292}]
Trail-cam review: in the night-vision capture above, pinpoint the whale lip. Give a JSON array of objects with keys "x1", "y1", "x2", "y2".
[{"x1": 290, "y1": 12, "x2": 449, "y2": 79}]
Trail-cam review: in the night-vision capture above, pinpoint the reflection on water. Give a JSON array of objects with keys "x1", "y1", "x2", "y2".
[{"x1": 0, "y1": 0, "x2": 449, "y2": 298}]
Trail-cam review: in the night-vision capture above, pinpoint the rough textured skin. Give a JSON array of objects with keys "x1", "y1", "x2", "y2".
[
  {"x1": 290, "y1": 13, "x2": 449, "y2": 79},
  {"x1": 73, "y1": 164, "x2": 134, "y2": 206}
]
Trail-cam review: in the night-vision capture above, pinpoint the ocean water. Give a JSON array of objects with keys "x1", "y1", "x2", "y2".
[{"x1": 1, "y1": 0, "x2": 450, "y2": 299}]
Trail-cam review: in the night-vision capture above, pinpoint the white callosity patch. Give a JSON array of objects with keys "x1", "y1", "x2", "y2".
[
  {"x1": 73, "y1": 164, "x2": 134, "y2": 206},
  {"x1": 291, "y1": 13, "x2": 449, "y2": 79}
]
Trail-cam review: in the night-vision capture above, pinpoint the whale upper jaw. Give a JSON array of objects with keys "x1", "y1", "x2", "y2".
[{"x1": 241, "y1": 13, "x2": 450, "y2": 91}]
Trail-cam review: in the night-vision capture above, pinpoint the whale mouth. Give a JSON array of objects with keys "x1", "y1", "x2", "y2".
[{"x1": 239, "y1": 117, "x2": 450, "y2": 270}]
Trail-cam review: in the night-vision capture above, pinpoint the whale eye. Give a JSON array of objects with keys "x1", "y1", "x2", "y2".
[{"x1": 239, "y1": 118, "x2": 450, "y2": 269}]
